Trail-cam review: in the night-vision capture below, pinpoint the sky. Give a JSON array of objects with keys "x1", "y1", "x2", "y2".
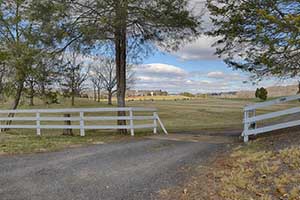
[
  {"x1": 131, "y1": 1, "x2": 298, "y2": 94},
  {"x1": 133, "y1": 36, "x2": 250, "y2": 94},
  {"x1": 133, "y1": 37, "x2": 297, "y2": 94}
]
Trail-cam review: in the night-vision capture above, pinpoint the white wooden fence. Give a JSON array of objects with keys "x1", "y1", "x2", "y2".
[
  {"x1": 0, "y1": 107, "x2": 168, "y2": 136},
  {"x1": 242, "y1": 95, "x2": 300, "y2": 142}
]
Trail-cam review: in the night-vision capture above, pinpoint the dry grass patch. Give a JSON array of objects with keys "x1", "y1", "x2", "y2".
[
  {"x1": 159, "y1": 130, "x2": 300, "y2": 200},
  {"x1": 216, "y1": 144, "x2": 300, "y2": 200}
]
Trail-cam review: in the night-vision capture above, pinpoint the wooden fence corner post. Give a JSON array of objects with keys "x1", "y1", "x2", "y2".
[{"x1": 243, "y1": 110, "x2": 249, "y2": 142}]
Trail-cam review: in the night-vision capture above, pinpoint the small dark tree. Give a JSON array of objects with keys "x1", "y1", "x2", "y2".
[{"x1": 255, "y1": 87, "x2": 268, "y2": 101}]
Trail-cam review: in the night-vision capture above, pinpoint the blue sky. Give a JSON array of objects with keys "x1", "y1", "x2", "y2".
[
  {"x1": 132, "y1": 42, "x2": 298, "y2": 94},
  {"x1": 134, "y1": 55, "x2": 244, "y2": 93},
  {"x1": 144, "y1": 51, "x2": 229, "y2": 73}
]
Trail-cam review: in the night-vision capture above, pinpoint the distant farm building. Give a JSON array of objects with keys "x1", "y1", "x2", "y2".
[{"x1": 127, "y1": 90, "x2": 168, "y2": 97}]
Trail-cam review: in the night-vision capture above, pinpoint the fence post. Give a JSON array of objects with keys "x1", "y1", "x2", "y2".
[
  {"x1": 153, "y1": 112, "x2": 157, "y2": 134},
  {"x1": 36, "y1": 112, "x2": 41, "y2": 136},
  {"x1": 253, "y1": 109, "x2": 257, "y2": 129},
  {"x1": 80, "y1": 112, "x2": 85, "y2": 136},
  {"x1": 129, "y1": 108, "x2": 134, "y2": 136},
  {"x1": 243, "y1": 110, "x2": 249, "y2": 142}
]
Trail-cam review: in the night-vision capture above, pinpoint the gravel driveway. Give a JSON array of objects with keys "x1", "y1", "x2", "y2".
[{"x1": 0, "y1": 134, "x2": 235, "y2": 200}]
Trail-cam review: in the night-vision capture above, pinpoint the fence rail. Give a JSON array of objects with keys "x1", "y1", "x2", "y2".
[
  {"x1": 0, "y1": 107, "x2": 168, "y2": 136},
  {"x1": 242, "y1": 95, "x2": 300, "y2": 142}
]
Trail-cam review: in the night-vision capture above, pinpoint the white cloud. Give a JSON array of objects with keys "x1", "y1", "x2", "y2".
[
  {"x1": 190, "y1": 70, "x2": 245, "y2": 81},
  {"x1": 136, "y1": 63, "x2": 188, "y2": 78},
  {"x1": 205, "y1": 71, "x2": 245, "y2": 81},
  {"x1": 207, "y1": 71, "x2": 224, "y2": 78},
  {"x1": 169, "y1": 1, "x2": 223, "y2": 61},
  {"x1": 133, "y1": 63, "x2": 250, "y2": 93},
  {"x1": 173, "y1": 36, "x2": 219, "y2": 61}
]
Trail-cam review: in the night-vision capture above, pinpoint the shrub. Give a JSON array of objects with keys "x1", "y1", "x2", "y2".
[{"x1": 255, "y1": 87, "x2": 268, "y2": 101}]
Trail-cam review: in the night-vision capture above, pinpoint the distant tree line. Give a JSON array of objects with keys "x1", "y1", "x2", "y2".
[{"x1": 180, "y1": 92, "x2": 195, "y2": 98}]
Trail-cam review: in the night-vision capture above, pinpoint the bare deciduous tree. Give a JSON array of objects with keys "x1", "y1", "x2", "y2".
[
  {"x1": 90, "y1": 75, "x2": 102, "y2": 102},
  {"x1": 90, "y1": 57, "x2": 135, "y2": 105},
  {"x1": 61, "y1": 51, "x2": 90, "y2": 106}
]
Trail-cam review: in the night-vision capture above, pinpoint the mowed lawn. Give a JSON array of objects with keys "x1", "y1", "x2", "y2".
[
  {"x1": 0, "y1": 96, "x2": 299, "y2": 154},
  {"x1": 127, "y1": 98, "x2": 247, "y2": 132},
  {"x1": 127, "y1": 97, "x2": 300, "y2": 132}
]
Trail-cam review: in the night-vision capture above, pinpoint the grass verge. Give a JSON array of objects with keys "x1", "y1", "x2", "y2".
[{"x1": 0, "y1": 130, "x2": 147, "y2": 155}]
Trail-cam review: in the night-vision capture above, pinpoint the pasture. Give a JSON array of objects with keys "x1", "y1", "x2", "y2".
[{"x1": 0, "y1": 96, "x2": 299, "y2": 154}]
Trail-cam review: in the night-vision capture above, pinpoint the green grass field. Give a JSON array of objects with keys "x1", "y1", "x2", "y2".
[{"x1": 1, "y1": 96, "x2": 299, "y2": 154}]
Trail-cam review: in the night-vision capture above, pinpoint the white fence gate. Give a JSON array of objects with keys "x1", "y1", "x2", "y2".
[
  {"x1": 242, "y1": 95, "x2": 300, "y2": 142},
  {"x1": 0, "y1": 107, "x2": 168, "y2": 136}
]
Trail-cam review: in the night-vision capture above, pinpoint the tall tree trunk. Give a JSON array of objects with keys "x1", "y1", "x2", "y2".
[
  {"x1": 115, "y1": 1, "x2": 127, "y2": 134},
  {"x1": 297, "y1": 81, "x2": 300, "y2": 102},
  {"x1": 97, "y1": 86, "x2": 101, "y2": 102},
  {"x1": 41, "y1": 83, "x2": 47, "y2": 105},
  {"x1": 93, "y1": 85, "x2": 97, "y2": 101},
  {"x1": 71, "y1": 87, "x2": 75, "y2": 106},
  {"x1": 29, "y1": 95, "x2": 34, "y2": 106},
  {"x1": 3, "y1": 81, "x2": 24, "y2": 130},
  {"x1": 29, "y1": 80, "x2": 34, "y2": 106},
  {"x1": 10, "y1": 81, "x2": 24, "y2": 110},
  {"x1": 108, "y1": 90, "x2": 113, "y2": 105},
  {"x1": 71, "y1": 95, "x2": 75, "y2": 106},
  {"x1": 62, "y1": 113, "x2": 73, "y2": 136}
]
